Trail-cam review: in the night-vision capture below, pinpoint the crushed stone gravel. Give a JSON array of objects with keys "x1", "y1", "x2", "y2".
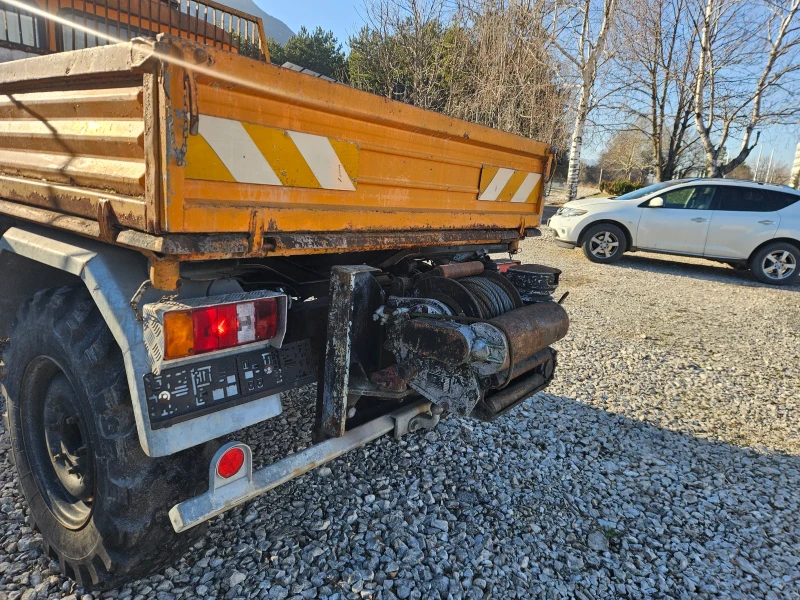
[{"x1": 0, "y1": 231, "x2": 797, "y2": 600}]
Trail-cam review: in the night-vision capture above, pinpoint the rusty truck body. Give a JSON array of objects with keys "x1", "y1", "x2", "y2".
[{"x1": 0, "y1": 0, "x2": 569, "y2": 589}]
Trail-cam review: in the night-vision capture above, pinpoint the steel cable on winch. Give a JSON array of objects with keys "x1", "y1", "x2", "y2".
[{"x1": 459, "y1": 276, "x2": 515, "y2": 319}]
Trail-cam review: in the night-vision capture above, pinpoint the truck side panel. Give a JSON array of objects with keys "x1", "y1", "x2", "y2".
[
  {"x1": 0, "y1": 40, "x2": 553, "y2": 256},
  {"x1": 0, "y1": 82, "x2": 149, "y2": 229},
  {"x1": 168, "y1": 44, "x2": 551, "y2": 241}
]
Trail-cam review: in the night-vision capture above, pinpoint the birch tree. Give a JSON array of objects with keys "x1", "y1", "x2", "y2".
[
  {"x1": 693, "y1": 0, "x2": 800, "y2": 177},
  {"x1": 550, "y1": 0, "x2": 618, "y2": 202},
  {"x1": 614, "y1": 0, "x2": 698, "y2": 181}
]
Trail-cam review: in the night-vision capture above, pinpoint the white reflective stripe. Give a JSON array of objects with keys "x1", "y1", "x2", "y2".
[
  {"x1": 478, "y1": 168, "x2": 514, "y2": 201},
  {"x1": 199, "y1": 115, "x2": 282, "y2": 186},
  {"x1": 236, "y1": 302, "x2": 256, "y2": 344},
  {"x1": 511, "y1": 173, "x2": 541, "y2": 203},
  {"x1": 288, "y1": 131, "x2": 356, "y2": 191}
]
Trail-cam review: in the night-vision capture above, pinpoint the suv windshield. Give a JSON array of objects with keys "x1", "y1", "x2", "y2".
[{"x1": 612, "y1": 180, "x2": 689, "y2": 200}]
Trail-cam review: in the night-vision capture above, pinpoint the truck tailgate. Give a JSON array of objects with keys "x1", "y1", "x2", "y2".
[
  {"x1": 165, "y1": 40, "x2": 553, "y2": 244},
  {"x1": 0, "y1": 38, "x2": 553, "y2": 257}
]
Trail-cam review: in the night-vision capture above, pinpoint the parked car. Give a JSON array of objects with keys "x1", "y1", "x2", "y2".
[{"x1": 547, "y1": 178, "x2": 800, "y2": 285}]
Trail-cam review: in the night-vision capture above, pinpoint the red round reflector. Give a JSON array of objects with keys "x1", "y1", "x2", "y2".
[{"x1": 217, "y1": 447, "x2": 245, "y2": 479}]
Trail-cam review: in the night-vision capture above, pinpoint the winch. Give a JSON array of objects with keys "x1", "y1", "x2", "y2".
[
  {"x1": 316, "y1": 258, "x2": 570, "y2": 440},
  {"x1": 375, "y1": 261, "x2": 568, "y2": 418}
]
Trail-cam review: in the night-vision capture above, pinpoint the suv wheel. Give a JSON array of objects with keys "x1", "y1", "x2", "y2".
[
  {"x1": 581, "y1": 223, "x2": 627, "y2": 264},
  {"x1": 750, "y1": 242, "x2": 799, "y2": 285}
]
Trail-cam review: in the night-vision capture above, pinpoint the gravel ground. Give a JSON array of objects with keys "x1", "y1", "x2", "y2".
[{"x1": 0, "y1": 232, "x2": 798, "y2": 600}]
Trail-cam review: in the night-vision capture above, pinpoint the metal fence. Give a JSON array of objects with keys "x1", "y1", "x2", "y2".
[{"x1": 0, "y1": 0, "x2": 266, "y2": 60}]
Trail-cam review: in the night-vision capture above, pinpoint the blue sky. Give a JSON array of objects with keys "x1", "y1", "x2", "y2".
[
  {"x1": 259, "y1": 0, "x2": 798, "y2": 170},
  {"x1": 258, "y1": 0, "x2": 364, "y2": 47}
]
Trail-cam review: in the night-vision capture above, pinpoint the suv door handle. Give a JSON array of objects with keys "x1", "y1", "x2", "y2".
[
  {"x1": 758, "y1": 220, "x2": 775, "y2": 225},
  {"x1": 691, "y1": 217, "x2": 708, "y2": 223}
]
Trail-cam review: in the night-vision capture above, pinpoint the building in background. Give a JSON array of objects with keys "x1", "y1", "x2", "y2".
[{"x1": 792, "y1": 143, "x2": 800, "y2": 189}]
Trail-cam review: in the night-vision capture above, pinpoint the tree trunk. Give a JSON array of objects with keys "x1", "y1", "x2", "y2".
[
  {"x1": 566, "y1": 88, "x2": 589, "y2": 202},
  {"x1": 705, "y1": 152, "x2": 721, "y2": 178}
]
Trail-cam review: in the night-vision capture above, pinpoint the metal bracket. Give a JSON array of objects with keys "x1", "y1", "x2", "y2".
[
  {"x1": 170, "y1": 400, "x2": 433, "y2": 532},
  {"x1": 393, "y1": 404, "x2": 442, "y2": 439},
  {"x1": 184, "y1": 71, "x2": 199, "y2": 136},
  {"x1": 130, "y1": 279, "x2": 152, "y2": 321},
  {"x1": 97, "y1": 198, "x2": 118, "y2": 243},
  {"x1": 317, "y1": 265, "x2": 382, "y2": 440}
]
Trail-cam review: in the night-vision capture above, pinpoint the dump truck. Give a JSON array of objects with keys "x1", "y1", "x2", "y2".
[{"x1": 0, "y1": 0, "x2": 568, "y2": 589}]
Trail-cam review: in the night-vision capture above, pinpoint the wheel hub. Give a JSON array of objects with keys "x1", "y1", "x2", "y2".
[
  {"x1": 763, "y1": 250, "x2": 796, "y2": 280},
  {"x1": 591, "y1": 232, "x2": 619, "y2": 258},
  {"x1": 21, "y1": 360, "x2": 95, "y2": 530},
  {"x1": 44, "y1": 408, "x2": 93, "y2": 502}
]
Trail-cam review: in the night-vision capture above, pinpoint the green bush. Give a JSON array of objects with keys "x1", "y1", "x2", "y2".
[{"x1": 600, "y1": 180, "x2": 644, "y2": 196}]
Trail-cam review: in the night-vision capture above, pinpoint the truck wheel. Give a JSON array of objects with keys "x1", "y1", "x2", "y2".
[
  {"x1": 581, "y1": 223, "x2": 627, "y2": 263},
  {"x1": 749, "y1": 242, "x2": 799, "y2": 286},
  {"x1": 2, "y1": 286, "x2": 212, "y2": 590}
]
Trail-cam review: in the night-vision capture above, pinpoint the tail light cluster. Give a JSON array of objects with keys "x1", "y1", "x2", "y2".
[
  {"x1": 163, "y1": 297, "x2": 279, "y2": 361},
  {"x1": 143, "y1": 291, "x2": 288, "y2": 373}
]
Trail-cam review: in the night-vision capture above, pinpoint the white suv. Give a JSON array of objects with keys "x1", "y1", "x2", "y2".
[{"x1": 547, "y1": 178, "x2": 800, "y2": 285}]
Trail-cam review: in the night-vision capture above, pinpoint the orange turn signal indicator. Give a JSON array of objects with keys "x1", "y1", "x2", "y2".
[{"x1": 163, "y1": 310, "x2": 194, "y2": 360}]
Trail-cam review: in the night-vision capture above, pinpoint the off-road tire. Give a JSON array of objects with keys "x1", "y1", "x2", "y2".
[
  {"x1": 749, "y1": 242, "x2": 800, "y2": 286},
  {"x1": 581, "y1": 223, "x2": 627, "y2": 264},
  {"x1": 2, "y1": 286, "x2": 213, "y2": 590}
]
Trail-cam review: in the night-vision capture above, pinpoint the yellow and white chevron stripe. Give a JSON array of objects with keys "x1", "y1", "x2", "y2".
[
  {"x1": 185, "y1": 115, "x2": 359, "y2": 191},
  {"x1": 478, "y1": 165, "x2": 542, "y2": 203}
]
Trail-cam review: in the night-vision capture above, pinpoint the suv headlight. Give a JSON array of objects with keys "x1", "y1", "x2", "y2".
[{"x1": 555, "y1": 207, "x2": 588, "y2": 217}]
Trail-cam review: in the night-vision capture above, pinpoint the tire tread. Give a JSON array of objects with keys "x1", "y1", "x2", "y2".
[{"x1": 3, "y1": 286, "x2": 211, "y2": 590}]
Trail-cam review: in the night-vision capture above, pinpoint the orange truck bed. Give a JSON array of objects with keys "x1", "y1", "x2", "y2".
[{"x1": 0, "y1": 36, "x2": 554, "y2": 260}]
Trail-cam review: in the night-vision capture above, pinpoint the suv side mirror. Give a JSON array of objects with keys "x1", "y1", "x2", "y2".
[{"x1": 649, "y1": 197, "x2": 664, "y2": 207}]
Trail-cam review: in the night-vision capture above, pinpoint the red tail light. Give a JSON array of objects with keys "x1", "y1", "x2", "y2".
[
  {"x1": 255, "y1": 297, "x2": 278, "y2": 340},
  {"x1": 192, "y1": 306, "x2": 221, "y2": 354},
  {"x1": 163, "y1": 297, "x2": 280, "y2": 360}
]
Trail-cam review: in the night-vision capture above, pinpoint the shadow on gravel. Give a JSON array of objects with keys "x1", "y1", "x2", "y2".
[
  {"x1": 0, "y1": 387, "x2": 798, "y2": 599},
  {"x1": 614, "y1": 253, "x2": 800, "y2": 291},
  {"x1": 209, "y1": 390, "x2": 800, "y2": 599}
]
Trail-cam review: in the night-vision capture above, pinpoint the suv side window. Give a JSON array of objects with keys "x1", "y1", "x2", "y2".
[
  {"x1": 714, "y1": 186, "x2": 796, "y2": 212},
  {"x1": 772, "y1": 191, "x2": 800, "y2": 211},
  {"x1": 658, "y1": 186, "x2": 716, "y2": 209}
]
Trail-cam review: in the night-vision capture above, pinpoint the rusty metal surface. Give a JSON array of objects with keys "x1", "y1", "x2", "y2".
[
  {"x1": 0, "y1": 197, "x2": 102, "y2": 238},
  {"x1": 317, "y1": 266, "x2": 382, "y2": 440},
  {"x1": 0, "y1": 76, "x2": 148, "y2": 229},
  {"x1": 370, "y1": 362, "x2": 420, "y2": 394},
  {"x1": 0, "y1": 196, "x2": 534, "y2": 265},
  {"x1": 429, "y1": 261, "x2": 484, "y2": 280},
  {"x1": 473, "y1": 348, "x2": 557, "y2": 422},
  {"x1": 158, "y1": 36, "x2": 551, "y2": 245},
  {"x1": 0, "y1": 176, "x2": 146, "y2": 230},
  {"x1": 490, "y1": 302, "x2": 570, "y2": 372},
  {"x1": 493, "y1": 347, "x2": 553, "y2": 385},
  {"x1": 394, "y1": 319, "x2": 473, "y2": 367},
  {"x1": 485, "y1": 373, "x2": 546, "y2": 414},
  {"x1": 263, "y1": 229, "x2": 523, "y2": 256},
  {"x1": 0, "y1": 36, "x2": 550, "y2": 258}
]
